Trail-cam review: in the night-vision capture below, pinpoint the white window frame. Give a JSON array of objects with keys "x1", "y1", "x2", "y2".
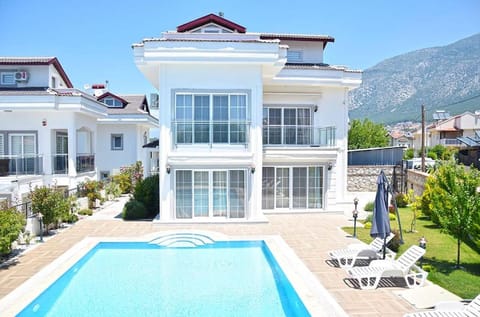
[
  {"x1": 111, "y1": 134, "x2": 123, "y2": 151},
  {"x1": 0, "y1": 72, "x2": 15, "y2": 85},
  {"x1": 174, "y1": 169, "x2": 247, "y2": 219},
  {"x1": 9, "y1": 133, "x2": 37, "y2": 156},
  {"x1": 174, "y1": 92, "x2": 249, "y2": 146},
  {"x1": 0, "y1": 134, "x2": 4, "y2": 155},
  {"x1": 287, "y1": 50, "x2": 304, "y2": 63},
  {"x1": 102, "y1": 97, "x2": 123, "y2": 107}
]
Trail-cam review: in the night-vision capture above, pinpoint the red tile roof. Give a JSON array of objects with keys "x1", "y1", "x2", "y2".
[
  {"x1": 0, "y1": 57, "x2": 73, "y2": 88},
  {"x1": 177, "y1": 13, "x2": 246, "y2": 33}
]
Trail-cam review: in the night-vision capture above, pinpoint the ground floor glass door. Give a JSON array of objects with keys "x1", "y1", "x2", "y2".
[
  {"x1": 262, "y1": 166, "x2": 324, "y2": 210},
  {"x1": 175, "y1": 169, "x2": 246, "y2": 219}
]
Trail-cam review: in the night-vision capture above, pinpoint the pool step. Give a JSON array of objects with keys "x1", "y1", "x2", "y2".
[{"x1": 149, "y1": 233, "x2": 216, "y2": 247}]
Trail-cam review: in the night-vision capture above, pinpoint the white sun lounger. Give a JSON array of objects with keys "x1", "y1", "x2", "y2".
[
  {"x1": 328, "y1": 233, "x2": 396, "y2": 268},
  {"x1": 403, "y1": 294, "x2": 480, "y2": 317},
  {"x1": 346, "y1": 245, "x2": 427, "y2": 290}
]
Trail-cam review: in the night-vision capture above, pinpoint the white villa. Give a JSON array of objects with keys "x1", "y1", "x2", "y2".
[
  {"x1": 133, "y1": 14, "x2": 361, "y2": 222},
  {"x1": 0, "y1": 57, "x2": 157, "y2": 205}
]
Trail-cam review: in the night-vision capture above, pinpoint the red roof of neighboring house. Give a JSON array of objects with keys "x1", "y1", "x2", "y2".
[
  {"x1": 177, "y1": 13, "x2": 246, "y2": 33},
  {"x1": 0, "y1": 57, "x2": 73, "y2": 88}
]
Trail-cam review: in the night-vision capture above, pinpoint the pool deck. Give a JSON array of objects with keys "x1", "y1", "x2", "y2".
[{"x1": 0, "y1": 196, "x2": 436, "y2": 316}]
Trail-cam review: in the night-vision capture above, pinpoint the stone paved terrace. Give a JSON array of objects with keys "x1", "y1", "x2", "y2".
[{"x1": 0, "y1": 196, "x2": 422, "y2": 317}]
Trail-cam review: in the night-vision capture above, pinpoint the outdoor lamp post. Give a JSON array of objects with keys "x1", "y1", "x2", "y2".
[
  {"x1": 37, "y1": 212, "x2": 44, "y2": 242},
  {"x1": 353, "y1": 197, "x2": 359, "y2": 238}
]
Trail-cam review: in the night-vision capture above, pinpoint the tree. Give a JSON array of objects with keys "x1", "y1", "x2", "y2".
[
  {"x1": 429, "y1": 161, "x2": 480, "y2": 268},
  {"x1": 0, "y1": 207, "x2": 25, "y2": 254},
  {"x1": 403, "y1": 148, "x2": 414, "y2": 160},
  {"x1": 30, "y1": 186, "x2": 71, "y2": 232},
  {"x1": 348, "y1": 118, "x2": 389, "y2": 150}
]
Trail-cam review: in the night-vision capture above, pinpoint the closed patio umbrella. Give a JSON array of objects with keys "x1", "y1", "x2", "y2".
[{"x1": 370, "y1": 170, "x2": 392, "y2": 259}]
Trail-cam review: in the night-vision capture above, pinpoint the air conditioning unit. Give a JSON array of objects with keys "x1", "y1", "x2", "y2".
[{"x1": 15, "y1": 71, "x2": 29, "y2": 82}]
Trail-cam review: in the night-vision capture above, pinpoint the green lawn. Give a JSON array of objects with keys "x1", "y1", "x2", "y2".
[{"x1": 343, "y1": 207, "x2": 480, "y2": 299}]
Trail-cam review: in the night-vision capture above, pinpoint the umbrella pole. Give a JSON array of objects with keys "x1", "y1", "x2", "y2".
[{"x1": 383, "y1": 236, "x2": 387, "y2": 259}]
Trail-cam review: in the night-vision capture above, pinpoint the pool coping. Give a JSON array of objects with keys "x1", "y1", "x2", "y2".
[{"x1": 0, "y1": 230, "x2": 348, "y2": 317}]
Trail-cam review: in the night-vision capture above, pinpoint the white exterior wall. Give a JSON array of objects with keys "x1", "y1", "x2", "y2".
[
  {"x1": 96, "y1": 124, "x2": 149, "y2": 176},
  {"x1": 0, "y1": 65, "x2": 49, "y2": 89},
  {"x1": 157, "y1": 64, "x2": 264, "y2": 221}
]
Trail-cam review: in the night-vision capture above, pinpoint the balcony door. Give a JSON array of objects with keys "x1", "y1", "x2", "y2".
[
  {"x1": 54, "y1": 132, "x2": 68, "y2": 174},
  {"x1": 9, "y1": 134, "x2": 36, "y2": 174}
]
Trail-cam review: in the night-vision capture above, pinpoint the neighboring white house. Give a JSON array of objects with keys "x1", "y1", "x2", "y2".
[
  {"x1": 412, "y1": 111, "x2": 480, "y2": 149},
  {"x1": 0, "y1": 57, "x2": 157, "y2": 205},
  {"x1": 133, "y1": 14, "x2": 361, "y2": 222},
  {"x1": 389, "y1": 130, "x2": 413, "y2": 148}
]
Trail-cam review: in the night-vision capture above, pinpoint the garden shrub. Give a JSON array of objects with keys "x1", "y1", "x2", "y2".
[
  {"x1": 79, "y1": 180, "x2": 103, "y2": 209},
  {"x1": 364, "y1": 201, "x2": 374, "y2": 212},
  {"x1": 30, "y1": 186, "x2": 70, "y2": 230},
  {"x1": 105, "y1": 181, "x2": 122, "y2": 199},
  {"x1": 364, "y1": 213, "x2": 373, "y2": 223},
  {"x1": 133, "y1": 174, "x2": 159, "y2": 218},
  {"x1": 112, "y1": 173, "x2": 131, "y2": 194},
  {"x1": 115, "y1": 161, "x2": 144, "y2": 194},
  {"x1": 394, "y1": 193, "x2": 409, "y2": 208},
  {"x1": 78, "y1": 209, "x2": 93, "y2": 216},
  {"x1": 0, "y1": 207, "x2": 25, "y2": 255},
  {"x1": 122, "y1": 200, "x2": 148, "y2": 220}
]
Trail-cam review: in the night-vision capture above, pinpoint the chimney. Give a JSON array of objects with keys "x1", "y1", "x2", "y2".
[{"x1": 91, "y1": 83, "x2": 107, "y2": 97}]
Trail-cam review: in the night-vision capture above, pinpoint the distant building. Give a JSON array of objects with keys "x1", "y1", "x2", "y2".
[
  {"x1": 389, "y1": 130, "x2": 413, "y2": 148},
  {"x1": 413, "y1": 111, "x2": 480, "y2": 149}
]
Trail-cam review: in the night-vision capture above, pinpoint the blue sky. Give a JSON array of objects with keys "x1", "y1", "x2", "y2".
[{"x1": 1, "y1": 0, "x2": 479, "y2": 96}]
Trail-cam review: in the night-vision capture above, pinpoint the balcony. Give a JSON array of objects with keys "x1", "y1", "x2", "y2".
[
  {"x1": 439, "y1": 138, "x2": 463, "y2": 146},
  {"x1": 52, "y1": 154, "x2": 69, "y2": 174},
  {"x1": 76, "y1": 154, "x2": 95, "y2": 173},
  {"x1": 263, "y1": 125, "x2": 336, "y2": 147},
  {"x1": 0, "y1": 155, "x2": 43, "y2": 176},
  {"x1": 173, "y1": 121, "x2": 250, "y2": 147}
]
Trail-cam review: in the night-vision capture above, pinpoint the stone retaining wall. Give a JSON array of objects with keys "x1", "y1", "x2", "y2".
[
  {"x1": 347, "y1": 165, "x2": 394, "y2": 192},
  {"x1": 348, "y1": 165, "x2": 429, "y2": 196},
  {"x1": 406, "y1": 169, "x2": 430, "y2": 197}
]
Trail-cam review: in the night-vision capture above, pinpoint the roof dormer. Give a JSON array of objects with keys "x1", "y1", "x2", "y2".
[
  {"x1": 97, "y1": 92, "x2": 128, "y2": 108},
  {"x1": 176, "y1": 13, "x2": 246, "y2": 33}
]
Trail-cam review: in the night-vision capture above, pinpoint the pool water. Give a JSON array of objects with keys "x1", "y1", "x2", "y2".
[{"x1": 18, "y1": 241, "x2": 310, "y2": 316}]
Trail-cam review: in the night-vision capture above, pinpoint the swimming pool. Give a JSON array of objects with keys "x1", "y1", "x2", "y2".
[
  {"x1": 0, "y1": 230, "x2": 348, "y2": 317},
  {"x1": 17, "y1": 240, "x2": 309, "y2": 316}
]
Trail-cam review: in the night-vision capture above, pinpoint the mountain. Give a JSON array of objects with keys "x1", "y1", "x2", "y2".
[{"x1": 349, "y1": 33, "x2": 480, "y2": 123}]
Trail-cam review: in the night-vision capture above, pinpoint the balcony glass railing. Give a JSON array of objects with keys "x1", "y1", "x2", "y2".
[
  {"x1": 173, "y1": 121, "x2": 250, "y2": 146},
  {"x1": 76, "y1": 154, "x2": 95, "y2": 173},
  {"x1": 52, "y1": 154, "x2": 68, "y2": 174},
  {"x1": 0, "y1": 155, "x2": 43, "y2": 176},
  {"x1": 263, "y1": 125, "x2": 336, "y2": 147}
]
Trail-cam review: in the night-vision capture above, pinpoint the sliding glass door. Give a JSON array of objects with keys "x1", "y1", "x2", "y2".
[
  {"x1": 262, "y1": 166, "x2": 324, "y2": 210},
  {"x1": 175, "y1": 169, "x2": 246, "y2": 219}
]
